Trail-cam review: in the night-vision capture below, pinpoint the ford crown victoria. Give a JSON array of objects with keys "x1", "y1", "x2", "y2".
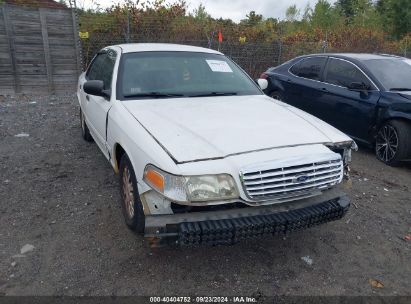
[{"x1": 77, "y1": 44, "x2": 356, "y2": 246}]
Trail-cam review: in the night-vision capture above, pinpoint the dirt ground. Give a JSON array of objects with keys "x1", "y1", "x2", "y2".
[{"x1": 0, "y1": 95, "x2": 410, "y2": 297}]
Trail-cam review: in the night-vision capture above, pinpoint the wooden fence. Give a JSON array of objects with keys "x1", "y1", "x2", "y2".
[{"x1": 0, "y1": 4, "x2": 81, "y2": 95}]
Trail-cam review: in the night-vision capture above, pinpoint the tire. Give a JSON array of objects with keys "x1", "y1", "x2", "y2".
[
  {"x1": 119, "y1": 154, "x2": 145, "y2": 233},
  {"x1": 80, "y1": 109, "x2": 93, "y2": 142},
  {"x1": 375, "y1": 120, "x2": 411, "y2": 166},
  {"x1": 270, "y1": 91, "x2": 285, "y2": 102}
]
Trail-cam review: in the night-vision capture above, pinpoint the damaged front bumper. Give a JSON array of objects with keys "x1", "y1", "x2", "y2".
[{"x1": 144, "y1": 188, "x2": 350, "y2": 247}]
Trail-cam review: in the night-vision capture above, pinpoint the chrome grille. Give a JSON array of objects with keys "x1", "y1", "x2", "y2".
[{"x1": 241, "y1": 158, "x2": 343, "y2": 201}]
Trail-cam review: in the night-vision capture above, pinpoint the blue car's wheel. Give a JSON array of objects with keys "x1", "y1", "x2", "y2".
[
  {"x1": 376, "y1": 120, "x2": 410, "y2": 166},
  {"x1": 270, "y1": 91, "x2": 284, "y2": 102}
]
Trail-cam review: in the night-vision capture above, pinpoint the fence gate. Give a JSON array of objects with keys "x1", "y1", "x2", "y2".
[{"x1": 0, "y1": 4, "x2": 81, "y2": 95}]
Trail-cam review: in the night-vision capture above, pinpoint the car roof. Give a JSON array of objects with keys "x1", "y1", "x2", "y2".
[
  {"x1": 303, "y1": 53, "x2": 404, "y2": 61},
  {"x1": 110, "y1": 43, "x2": 223, "y2": 55}
]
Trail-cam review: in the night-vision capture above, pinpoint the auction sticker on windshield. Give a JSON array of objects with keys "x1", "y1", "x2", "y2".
[{"x1": 206, "y1": 60, "x2": 233, "y2": 73}]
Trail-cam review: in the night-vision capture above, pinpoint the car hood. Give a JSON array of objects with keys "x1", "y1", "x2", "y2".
[
  {"x1": 397, "y1": 91, "x2": 411, "y2": 100},
  {"x1": 122, "y1": 95, "x2": 351, "y2": 163}
]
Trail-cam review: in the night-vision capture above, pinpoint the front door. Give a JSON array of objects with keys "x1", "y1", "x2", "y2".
[
  {"x1": 79, "y1": 50, "x2": 117, "y2": 157},
  {"x1": 320, "y1": 57, "x2": 380, "y2": 141}
]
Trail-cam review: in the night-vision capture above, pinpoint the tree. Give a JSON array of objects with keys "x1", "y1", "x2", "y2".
[
  {"x1": 302, "y1": 4, "x2": 313, "y2": 23},
  {"x1": 377, "y1": 0, "x2": 411, "y2": 38},
  {"x1": 336, "y1": 0, "x2": 355, "y2": 18},
  {"x1": 311, "y1": 0, "x2": 340, "y2": 30},
  {"x1": 193, "y1": 3, "x2": 210, "y2": 20},
  {"x1": 286, "y1": 5, "x2": 299, "y2": 22},
  {"x1": 241, "y1": 11, "x2": 263, "y2": 26}
]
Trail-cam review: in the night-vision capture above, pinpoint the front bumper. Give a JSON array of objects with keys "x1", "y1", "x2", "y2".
[{"x1": 144, "y1": 190, "x2": 350, "y2": 247}]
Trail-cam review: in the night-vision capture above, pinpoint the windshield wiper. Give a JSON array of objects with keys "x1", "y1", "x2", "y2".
[
  {"x1": 123, "y1": 92, "x2": 185, "y2": 98},
  {"x1": 389, "y1": 88, "x2": 411, "y2": 91},
  {"x1": 189, "y1": 92, "x2": 238, "y2": 97}
]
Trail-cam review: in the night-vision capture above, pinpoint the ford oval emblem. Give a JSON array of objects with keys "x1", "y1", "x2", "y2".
[{"x1": 294, "y1": 175, "x2": 310, "y2": 183}]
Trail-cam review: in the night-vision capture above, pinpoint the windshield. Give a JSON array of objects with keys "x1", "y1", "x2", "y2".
[
  {"x1": 117, "y1": 51, "x2": 262, "y2": 99},
  {"x1": 363, "y1": 58, "x2": 411, "y2": 91}
]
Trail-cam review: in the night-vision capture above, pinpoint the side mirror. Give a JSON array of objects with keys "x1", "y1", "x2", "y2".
[
  {"x1": 83, "y1": 80, "x2": 110, "y2": 98},
  {"x1": 348, "y1": 82, "x2": 370, "y2": 91},
  {"x1": 257, "y1": 78, "x2": 268, "y2": 91}
]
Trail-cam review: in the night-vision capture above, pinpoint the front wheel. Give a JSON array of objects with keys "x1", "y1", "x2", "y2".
[
  {"x1": 375, "y1": 120, "x2": 411, "y2": 166},
  {"x1": 119, "y1": 154, "x2": 146, "y2": 233}
]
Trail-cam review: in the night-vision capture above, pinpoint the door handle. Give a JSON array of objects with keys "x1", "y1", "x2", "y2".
[
  {"x1": 86, "y1": 95, "x2": 90, "y2": 101},
  {"x1": 286, "y1": 78, "x2": 293, "y2": 83},
  {"x1": 321, "y1": 88, "x2": 328, "y2": 92}
]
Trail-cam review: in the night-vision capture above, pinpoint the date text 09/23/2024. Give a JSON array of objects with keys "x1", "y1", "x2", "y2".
[{"x1": 149, "y1": 296, "x2": 257, "y2": 303}]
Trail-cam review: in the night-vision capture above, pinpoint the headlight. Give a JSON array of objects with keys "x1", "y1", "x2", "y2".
[
  {"x1": 326, "y1": 140, "x2": 357, "y2": 165},
  {"x1": 143, "y1": 164, "x2": 239, "y2": 203},
  {"x1": 329, "y1": 140, "x2": 358, "y2": 151}
]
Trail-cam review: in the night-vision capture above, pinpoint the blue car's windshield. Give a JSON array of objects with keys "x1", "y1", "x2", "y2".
[
  {"x1": 117, "y1": 51, "x2": 262, "y2": 99},
  {"x1": 363, "y1": 58, "x2": 411, "y2": 91}
]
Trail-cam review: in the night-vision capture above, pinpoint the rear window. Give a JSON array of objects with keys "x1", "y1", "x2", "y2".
[{"x1": 290, "y1": 57, "x2": 326, "y2": 81}]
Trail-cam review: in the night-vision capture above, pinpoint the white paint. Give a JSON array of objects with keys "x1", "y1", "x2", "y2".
[
  {"x1": 118, "y1": 43, "x2": 221, "y2": 55},
  {"x1": 78, "y1": 43, "x2": 354, "y2": 210},
  {"x1": 122, "y1": 95, "x2": 348, "y2": 163},
  {"x1": 404, "y1": 59, "x2": 411, "y2": 66}
]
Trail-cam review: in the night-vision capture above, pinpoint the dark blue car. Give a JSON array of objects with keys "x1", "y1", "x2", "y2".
[{"x1": 261, "y1": 53, "x2": 411, "y2": 166}]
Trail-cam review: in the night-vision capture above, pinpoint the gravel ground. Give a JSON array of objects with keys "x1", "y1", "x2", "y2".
[{"x1": 0, "y1": 95, "x2": 410, "y2": 297}]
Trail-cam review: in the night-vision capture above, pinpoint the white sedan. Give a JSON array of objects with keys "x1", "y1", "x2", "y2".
[{"x1": 77, "y1": 43, "x2": 355, "y2": 246}]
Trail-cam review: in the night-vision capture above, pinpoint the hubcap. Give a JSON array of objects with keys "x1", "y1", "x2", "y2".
[
  {"x1": 122, "y1": 166, "x2": 135, "y2": 218},
  {"x1": 376, "y1": 125, "x2": 398, "y2": 163}
]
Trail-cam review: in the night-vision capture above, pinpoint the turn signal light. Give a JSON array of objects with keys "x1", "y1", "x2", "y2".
[{"x1": 144, "y1": 169, "x2": 165, "y2": 192}]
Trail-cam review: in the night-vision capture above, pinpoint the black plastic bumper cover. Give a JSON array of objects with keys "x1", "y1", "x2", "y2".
[{"x1": 177, "y1": 196, "x2": 349, "y2": 246}]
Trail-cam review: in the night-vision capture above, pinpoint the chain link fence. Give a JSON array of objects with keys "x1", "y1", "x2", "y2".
[{"x1": 75, "y1": 7, "x2": 411, "y2": 79}]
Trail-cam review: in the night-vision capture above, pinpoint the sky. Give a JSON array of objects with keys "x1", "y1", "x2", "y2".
[{"x1": 78, "y1": 0, "x2": 322, "y2": 22}]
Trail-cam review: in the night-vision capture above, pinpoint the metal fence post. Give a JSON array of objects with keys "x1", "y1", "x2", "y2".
[
  {"x1": 126, "y1": 9, "x2": 130, "y2": 43},
  {"x1": 277, "y1": 40, "x2": 282, "y2": 65},
  {"x1": 69, "y1": 0, "x2": 83, "y2": 74}
]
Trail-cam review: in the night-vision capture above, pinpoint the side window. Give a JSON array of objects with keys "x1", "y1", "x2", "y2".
[
  {"x1": 290, "y1": 57, "x2": 326, "y2": 81},
  {"x1": 86, "y1": 50, "x2": 117, "y2": 90},
  {"x1": 325, "y1": 58, "x2": 371, "y2": 88}
]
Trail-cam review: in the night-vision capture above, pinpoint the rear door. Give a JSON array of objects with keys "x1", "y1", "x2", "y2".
[
  {"x1": 283, "y1": 56, "x2": 327, "y2": 114},
  {"x1": 80, "y1": 49, "x2": 117, "y2": 157},
  {"x1": 320, "y1": 57, "x2": 380, "y2": 141}
]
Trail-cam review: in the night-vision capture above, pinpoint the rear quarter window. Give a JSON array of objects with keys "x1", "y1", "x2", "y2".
[{"x1": 290, "y1": 57, "x2": 326, "y2": 81}]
